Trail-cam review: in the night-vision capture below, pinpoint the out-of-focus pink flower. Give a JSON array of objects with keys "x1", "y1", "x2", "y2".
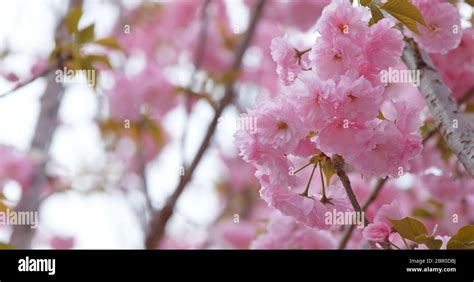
[
  {"x1": 213, "y1": 221, "x2": 256, "y2": 249},
  {"x1": 363, "y1": 222, "x2": 391, "y2": 242},
  {"x1": 3, "y1": 72, "x2": 19, "y2": 82},
  {"x1": 0, "y1": 145, "x2": 36, "y2": 189},
  {"x1": 420, "y1": 174, "x2": 467, "y2": 203},
  {"x1": 251, "y1": 211, "x2": 337, "y2": 249},
  {"x1": 220, "y1": 154, "x2": 256, "y2": 193},
  {"x1": 30, "y1": 58, "x2": 49, "y2": 77},
  {"x1": 374, "y1": 200, "x2": 403, "y2": 226},
  {"x1": 431, "y1": 28, "x2": 474, "y2": 98},
  {"x1": 363, "y1": 200, "x2": 403, "y2": 243},
  {"x1": 245, "y1": 0, "x2": 331, "y2": 31},
  {"x1": 108, "y1": 63, "x2": 175, "y2": 122},
  {"x1": 408, "y1": 0, "x2": 462, "y2": 54},
  {"x1": 50, "y1": 236, "x2": 75, "y2": 249},
  {"x1": 159, "y1": 236, "x2": 197, "y2": 249},
  {"x1": 178, "y1": 16, "x2": 234, "y2": 76}
]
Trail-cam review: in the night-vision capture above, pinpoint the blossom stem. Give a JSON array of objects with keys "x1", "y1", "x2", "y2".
[
  {"x1": 0, "y1": 67, "x2": 53, "y2": 99},
  {"x1": 332, "y1": 155, "x2": 365, "y2": 217},
  {"x1": 388, "y1": 241, "x2": 402, "y2": 250},
  {"x1": 293, "y1": 161, "x2": 312, "y2": 175},
  {"x1": 301, "y1": 163, "x2": 318, "y2": 197},
  {"x1": 319, "y1": 161, "x2": 328, "y2": 201},
  {"x1": 401, "y1": 237, "x2": 410, "y2": 249},
  {"x1": 338, "y1": 178, "x2": 387, "y2": 249},
  {"x1": 295, "y1": 47, "x2": 312, "y2": 57}
]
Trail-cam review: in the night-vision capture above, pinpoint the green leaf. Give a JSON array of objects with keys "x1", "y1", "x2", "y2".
[
  {"x1": 412, "y1": 208, "x2": 431, "y2": 218},
  {"x1": 94, "y1": 38, "x2": 122, "y2": 50},
  {"x1": 415, "y1": 234, "x2": 443, "y2": 250},
  {"x1": 466, "y1": 104, "x2": 474, "y2": 113},
  {"x1": 0, "y1": 200, "x2": 8, "y2": 213},
  {"x1": 377, "y1": 110, "x2": 386, "y2": 120},
  {"x1": 436, "y1": 136, "x2": 453, "y2": 164},
  {"x1": 83, "y1": 55, "x2": 112, "y2": 69},
  {"x1": 0, "y1": 242, "x2": 13, "y2": 249},
  {"x1": 381, "y1": 0, "x2": 428, "y2": 35},
  {"x1": 369, "y1": 4, "x2": 385, "y2": 25},
  {"x1": 77, "y1": 24, "x2": 95, "y2": 45},
  {"x1": 360, "y1": 0, "x2": 372, "y2": 6},
  {"x1": 447, "y1": 225, "x2": 474, "y2": 250},
  {"x1": 143, "y1": 118, "x2": 163, "y2": 147},
  {"x1": 389, "y1": 217, "x2": 428, "y2": 242},
  {"x1": 65, "y1": 6, "x2": 83, "y2": 35},
  {"x1": 320, "y1": 159, "x2": 336, "y2": 186}
]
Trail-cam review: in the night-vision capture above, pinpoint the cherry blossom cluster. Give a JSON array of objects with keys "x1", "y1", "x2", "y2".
[{"x1": 235, "y1": 0, "x2": 425, "y2": 229}]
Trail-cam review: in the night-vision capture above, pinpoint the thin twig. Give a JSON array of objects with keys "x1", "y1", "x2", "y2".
[
  {"x1": 338, "y1": 177, "x2": 388, "y2": 249},
  {"x1": 144, "y1": 0, "x2": 266, "y2": 249},
  {"x1": 180, "y1": 0, "x2": 212, "y2": 167},
  {"x1": 332, "y1": 155, "x2": 367, "y2": 223},
  {"x1": 0, "y1": 67, "x2": 53, "y2": 99}
]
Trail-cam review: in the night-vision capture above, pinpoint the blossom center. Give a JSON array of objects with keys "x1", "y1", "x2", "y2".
[
  {"x1": 277, "y1": 121, "x2": 288, "y2": 130},
  {"x1": 333, "y1": 54, "x2": 343, "y2": 61}
]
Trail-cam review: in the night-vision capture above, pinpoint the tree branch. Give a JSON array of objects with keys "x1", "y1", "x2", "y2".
[
  {"x1": 180, "y1": 0, "x2": 212, "y2": 167},
  {"x1": 9, "y1": 0, "x2": 82, "y2": 249},
  {"x1": 144, "y1": 0, "x2": 266, "y2": 249},
  {"x1": 338, "y1": 177, "x2": 387, "y2": 249},
  {"x1": 0, "y1": 68, "x2": 53, "y2": 99},
  {"x1": 423, "y1": 87, "x2": 474, "y2": 145},
  {"x1": 332, "y1": 155, "x2": 367, "y2": 222},
  {"x1": 402, "y1": 38, "x2": 474, "y2": 176}
]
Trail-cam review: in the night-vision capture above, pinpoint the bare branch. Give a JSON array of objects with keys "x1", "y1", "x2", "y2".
[
  {"x1": 338, "y1": 177, "x2": 388, "y2": 249},
  {"x1": 180, "y1": 0, "x2": 212, "y2": 167},
  {"x1": 332, "y1": 155, "x2": 368, "y2": 225},
  {"x1": 144, "y1": 0, "x2": 266, "y2": 249},
  {"x1": 9, "y1": 0, "x2": 82, "y2": 249},
  {"x1": 0, "y1": 68, "x2": 53, "y2": 99}
]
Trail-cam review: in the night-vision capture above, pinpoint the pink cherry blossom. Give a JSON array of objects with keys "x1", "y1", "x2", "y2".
[
  {"x1": 334, "y1": 73, "x2": 384, "y2": 123},
  {"x1": 108, "y1": 63, "x2": 175, "y2": 122},
  {"x1": 408, "y1": 0, "x2": 462, "y2": 54},
  {"x1": 0, "y1": 145, "x2": 36, "y2": 189},
  {"x1": 431, "y1": 29, "x2": 474, "y2": 98},
  {"x1": 310, "y1": 37, "x2": 361, "y2": 81},
  {"x1": 49, "y1": 236, "x2": 75, "y2": 249},
  {"x1": 374, "y1": 200, "x2": 403, "y2": 226},
  {"x1": 213, "y1": 221, "x2": 256, "y2": 249},
  {"x1": 251, "y1": 212, "x2": 337, "y2": 249},
  {"x1": 270, "y1": 36, "x2": 302, "y2": 86},
  {"x1": 364, "y1": 18, "x2": 404, "y2": 72},
  {"x1": 363, "y1": 200, "x2": 404, "y2": 243},
  {"x1": 363, "y1": 222, "x2": 391, "y2": 242},
  {"x1": 315, "y1": 0, "x2": 370, "y2": 42}
]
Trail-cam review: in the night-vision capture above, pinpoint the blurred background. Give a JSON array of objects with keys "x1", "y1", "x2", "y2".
[{"x1": 0, "y1": 0, "x2": 473, "y2": 249}]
